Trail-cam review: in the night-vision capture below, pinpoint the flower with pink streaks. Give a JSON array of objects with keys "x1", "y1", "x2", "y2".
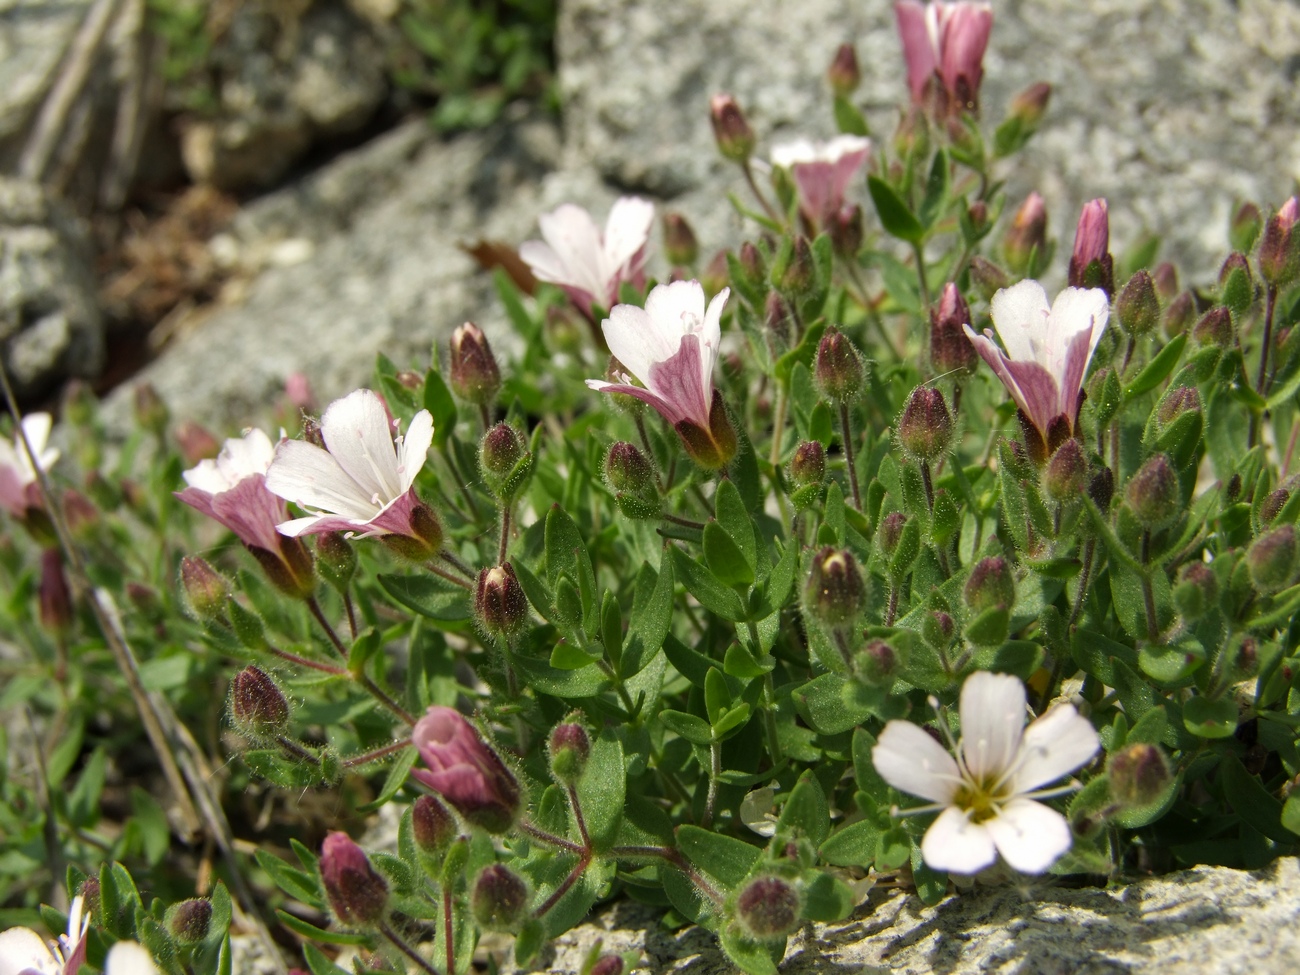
[{"x1": 770, "y1": 135, "x2": 871, "y2": 231}]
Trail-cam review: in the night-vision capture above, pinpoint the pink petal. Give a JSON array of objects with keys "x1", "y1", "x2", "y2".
[
  {"x1": 534, "y1": 204, "x2": 609, "y2": 303},
  {"x1": 648, "y1": 333, "x2": 713, "y2": 429},
  {"x1": 1012, "y1": 704, "x2": 1100, "y2": 794},
  {"x1": 895, "y1": 0, "x2": 939, "y2": 103},
  {"x1": 962, "y1": 325, "x2": 1054, "y2": 432},
  {"x1": 921, "y1": 805, "x2": 997, "y2": 874},
  {"x1": 938, "y1": 3, "x2": 993, "y2": 102},
  {"x1": 209, "y1": 475, "x2": 289, "y2": 551},
  {"x1": 1001, "y1": 356, "x2": 1065, "y2": 437},
  {"x1": 873, "y1": 720, "x2": 962, "y2": 804},
  {"x1": 957, "y1": 671, "x2": 1026, "y2": 783},
  {"x1": 985, "y1": 798, "x2": 1072, "y2": 874},
  {"x1": 586, "y1": 379, "x2": 683, "y2": 426}
]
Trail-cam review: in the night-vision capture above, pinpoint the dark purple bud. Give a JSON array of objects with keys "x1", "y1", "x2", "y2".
[
  {"x1": 923, "y1": 609, "x2": 955, "y2": 648},
  {"x1": 1161, "y1": 291, "x2": 1194, "y2": 338},
  {"x1": 1116, "y1": 270, "x2": 1159, "y2": 336},
  {"x1": 165, "y1": 899, "x2": 212, "y2": 944},
  {"x1": 412, "y1": 795, "x2": 456, "y2": 854},
  {"x1": 471, "y1": 865, "x2": 529, "y2": 931},
  {"x1": 548, "y1": 722, "x2": 591, "y2": 784},
  {"x1": 804, "y1": 547, "x2": 866, "y2": 628},
  {"x1": 320, "y1": 832, "x2": 388, "y2": 927},
  {"x1": 1042, "y1": 438, "x2": 1087, "y2": 503},
  {"x1": 1007, "y1": 81, "x2": 1051, "y2": 130},
  {"x1": 1108, "y1": 743, "x2": 1172, "y2": 810},
  {"x1": 231, "y1": 666, "x2": 290, "y2": 737},
  {"x1": 736, "y1": 875, "x2": 801, "y2": 941},
  {"x1": 1126, "y1": 454, "x2": 1180, "y2": 528},
  {"x1": 1151, "y1": 262, "x2": 1179, "y2": 301},
  {"x1": 1191, "y1": 305, "x2": 1233, "y2": 347},
  {"x1": 38, "y1": 549, "x2": 72, "y2": 635},
  {"x1": 1247, "y1": 524, "x2": 1297, "y2": 594},
  {"x1": 828, "y1": 204, "x2": 865, "y2": 260},
  {"x1": 855, "y1": 639, "x2": 899, "y2": 685},
  {"x1": 827, "y1": 42, "x2": 861, "y2": 97},
  {"x1": 967, "y1": 255, "x2": 1009, "y2": 301},
  {"x1": 737, "y1": 241, "x2": 766, "y2": 293},
  {"x1": 175, "y1": 421, "x2": 220, "y2": 465},
  {"x1": 710, "y1": 94, "x2": 756, "y2": 162},
  {"x1": 475, "y1": 563, "x2": 529, "y2": 640},
  {"x1": 814, "y1": 328, "x2": 864, "y2": 402},
  {"x1": 877, "y1": 512, "x2": 907, "y2": 556},
  {"x1": 774, "y1": 235, "x2": 816, "y2": 298},
  {"x1": 588, "y1": 957, "x2": 624, "y2": 975},
  {"x1": 964, "y1": 556, "x2": 1016, "y2": 614},
  {"x1": 929, "y1": 283, "x2": 977, "y2": 376},
  {"x1": 662, "y1": 212, "x2": 699, "y2": 266},
  {"x1": 1259, "y1": 197, "x2": 1300, "y2": 287},
  {"x1": 395, "y1": 370, "x2": 423, "y2": 391},
  {"x1": 479, "y1": 423, "x2": 532, "y2": 502},
  {"x1": 897, "y1": 386, "x2": 954, "y2": 461},
  {"x1": 1156, "y1": 386, "x2": 1202, "y2": 428},
  {"x1": 1261, "y1": 488, "x2": 1290, "y2": 525},
  {"x1": 1218, "y1": 251, "x2": 1254, "y2": 314},
  {"x1": 449, "y1": 322, "x2": 502, "y2": 406}
]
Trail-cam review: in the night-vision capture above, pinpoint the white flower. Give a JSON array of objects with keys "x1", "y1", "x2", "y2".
[
  {"x1": 872, "y1": 671, "x2": 1100, "y2": 875},
  {"x1": 519, "y1": 197, "x2": 655, "y2": 317},
  {"x1": 0, "y1": 895, "x2": 88, "y2": 975},
  {"x1": 176, "y1": 428, "x2": 287, "y2": 552},
  {"x1": 264, "y1": 388, "x2": 434, "y2": 539},
  {"x1": 963, "y1": 279, "x2": 1109, "y2": 450},
  {"x1": 0, "y1": 413, "x2": 59, "y2": 518}
]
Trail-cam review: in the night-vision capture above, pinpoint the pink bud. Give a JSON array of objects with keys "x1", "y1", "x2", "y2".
[
  {"x1": 320, "y1": 832, "x2": 388, "y2": 926},
  {"x1": 284, "y1": 372, "x2": 316, "y2": 412},
  {"x1": 1068, "y1": 198, "x2": 1112, "y2": 294},
  {"x1": 411, "y1": 707, "x2": 521, "y2": 833}
]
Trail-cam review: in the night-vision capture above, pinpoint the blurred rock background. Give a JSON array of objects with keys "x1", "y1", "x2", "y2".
[{"x1": 0, "y1": 0, "x2": 1297, "y2": 430}]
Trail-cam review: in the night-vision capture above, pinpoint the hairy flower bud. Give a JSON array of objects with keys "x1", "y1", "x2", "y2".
[
  {"x1": 588, "y1": 957, "x2": 624, "y2": 975},
  {"x1": 1007, "y1": 81, "x2": 1051, "y2": 130},
  {"x1": 736, "y1": 875, "x2": 801, "y2": 941},
  {"x1": 471, "y1": 865, "x2": 529, "y2": 931},
  {"x1": 449, "y1": 323, "x2": 502, "y2": 406},
  {"x1": 320, "y1": 832, "x2": 388, "y2": 927},
  {"x1": 1259, "y1": 196, "x2": 1300, "y2": 287},
  {"x1": 662, "y1": 212, "x2": 699, "y2": 266},
  {"x1": 475, "y1": 563, "x2": 529, "y2": 640},
  {"x1": 1116, "y1": 270, "x2": 1159, "y2": 336},
  {"x1": 929, "y1": 283, "x2": 976, "y2": 376},
  {"x1": 1191, "y1": 305, "x2": 1233, "y2": 347},
  {"x1": 923, "y1": 609, "x2": 955, "y2": 648},
  {"x1": 827, "y1": 42, "x2": 861, "y2": 96},
  {"x1": 133, "y1": 383, "x2": 170, "y2": 438},
  {"x1": 412, "y1": 707, "x2": 521, "y2": 833},
  {"x1": 165, "y1": 899, "x2": 212, "y2": 944},
  {"x1": 967, "y1": 255, "x2": 1010, "y2": 301},
  {"x1": 1003, "y1": 192, "x2": 1048, "y2": 275},
  {"x1": 1218, "y1": 252, "x2": 1254, "y2": 315},
  {"x1": 964, "y1": 556, "x2": 1016, "y2": 614},
  {"x1": 1068, "y1": 199, "x2": 1113, "y2": 295},
  {"x1": 710, "y1": 94, "x2": 756, "y2": 162},
  {"x1": 1174, "y1": 561, "x2": 1218, "y2": 620},
  {"x1": 788, "y1": 441, "x2": 826, "y2": 489},
  {"x1": 248, "y1": 536, "x2": 317, "y2": 601},
  {"x1": 1108, "y1": 743, "x2": 1172, "y2": 811},
  {"x1": 736, "y1": 241, "x2": 767, "y2": 294},
  {"x1": 230, "y1": 666, "x2": 290, "y2": 737},
  {"x1": 828, "y1": 204, "x2": 865, "y2": 259},
  {"x1": 1125, "y1": 454, "x2": 1180, "y2": 528},
  {"x1": 1042, "y1": 438, "x2": 1087, "y2": 503},
  {"x1": 814, "y1": 328, "x2": 864, "y2": 402},
  {"x1": 1229, "y1": 201, "x2": 1264, "y2": 254},
  {"x1": 1149, "y1": 262, "x2": 1178, "y2": 301},
  {"x1": 897, "y1": 386, "x2": 954, "y2": 461},
  {"x1": 548, "y1": 722, "x2": 591, "y2": 785},
  {"x1": 1156, "y1": 386, "x2": 1202, "y2": 429},
  {"x1": 1260, "y1": 488, "x2": 1290, "y2": 525},
  {"x1": 877, "y1": 512, "x2": 907, "y2": 556},
  {"x1": 479, "y1": 423, "x2": 533, "y2": 502},
  {"x1": 804, "y1": 547, "x2": 866, "y2": 627},
  {"x1": 773, "y1": 235, "x2": 816, "y2": 298},
  {"x1": 855, "y1": 639, "x2": 899, "y2": 686},
  {"x1": 1247, "y1": 524, "x2": 1297, "y2": 594},
  {"x1": 38, "y1": 549, "x2": 73, "y2": 635},
  {"x1": 315, "y1": 532, "x2": 357, "y2": 592},
  {"x1": 412, "y1": 795, "x2": 456, "y2": 855},
  {"x1": 62, "y1": 488, "x2": 99, "y2": 539},
  {"x1": 180, "y1": 556, "x2": 228, "y2": 621}
]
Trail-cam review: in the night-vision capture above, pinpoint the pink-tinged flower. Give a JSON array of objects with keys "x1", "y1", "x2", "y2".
[
  {"x1": 895, "y1": 1, "x2": 994, "y2": 117},
  {"x1": 770, "y1": 135, "x2": 871, "y2": 231},
  {"x1": 1067, "y1": 198, "x2": 1113, "y2": 295},
  {"x1": 963, "y1": 280, "x2": 1109, "y2": 460},
  {"x1": 873, "y1": 671, "x2": 1099, "y2": 875},
  {"x1": 0, "y1": 895, "x2": 89, "y2": 975},
  {"x1": 411, "y1": 706, "x2": 521, "y2": 834},
  {"x1": 0, "y1": 413, "x2": 58, "y2": 518},
  {"x1": 585, "y1": 280, "x2": 738, "y2": 469},
  {"x1": 519, "y1": 197, "x2": 655, "y2": 319},
  {"x1": 319, "y1": 832, "x2": 388, "y2": 926},
  {"x1": 264, "y1": 389, "x2": 436, "y2": 542}
]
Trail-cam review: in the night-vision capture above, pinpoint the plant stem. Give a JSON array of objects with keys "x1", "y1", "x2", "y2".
[
  {"x1": 566, "y1": 784, "x2": 592, "y2": 848},
  {"x1": 742, "y1": 160, "x2": 782, "y2": 224},
  {"x1": 533, "y1": 853, "x2": 591, "y2": 920},
  {"x1": 341, "y1": 738, "x2": 412, "y2": 768},
  {"x1": 911, "y1": 241, "x2": 931, "y2": 309},
  {"x1": 703, "y1": 738, "x2": 721, "y2": 829},
  {"x1": 442, "y1": 884, "x2": 455, "y2": 975},
  {"x1": 439, "y1": 549, "x2": 475, "y2": 579},
  {"x1": 379, "y1": 919, "x2": 441, "y2": 975},
  {"x1": 274, "y1": 735, "x2": 319, "y2": 766},
  {"x1": 498, "y1": 504, "x2": 511, "y2": 564},
  {"x1": 344, "y1": 591, "x2": 358, "y2": 640},
  {"x1": 1258, "y1": 283, "x2": 1279, "y2": 394},
  {"x1": 306, "y1": 595, "x2": 349, "y2": 660},
  {"x1": 769, "y1": 383, "x2": 791, "y2": 523},
  {"x1": 357, "y1": 674, "x2": 415, "y2": 726},
  {"x1": 885, "y1": 584, "x2": 899, "y2": 627},
  {"x1": 425, "y1": 562, "x2": 475, "y2": 591},
  {"x1": 839, "y1": 401, "x2": 862, "y2": 510},
  {"x1": 662, "y1": 512, "x2": 706, "y2": 530},
  {"x1": 1140, "y1": 530, "x2": 1158, "y2": 641},
  {"x1": 440, "y1": 445, "x2": 480, "y2": 520},
  {"x1": 921, "y1": 459, "x2": 935, "y2": 511},
  {"x1": 520, "y1": 820, "x2": 585, "y2": 855},
  {"x1": 762, "y1": 671, "x2": 783, "y2": 766},
  {"x1": 264, "y1": 642, "x2": 346, "y2": 675},
  {"x1": 1069, "y1": 538, "x2": 1097, "y2": 628}
]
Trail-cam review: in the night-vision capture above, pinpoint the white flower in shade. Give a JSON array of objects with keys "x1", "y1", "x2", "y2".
[
  {"x1": 963, "y1": 279, "x2": 1109, "y2": 455},
  {"x1": 519, "y1": 197, "x2": 655, "y2": 317},
  {"x1": 176, "y1": 428, "x2": 286, "y2": 553},
  {"x1": 0, "y1": 895, "x2": 89, "y2": 975},
  {"x1": 872, "y1": 671, "x2": 1100, "y2": 875},
  {"x1": 265, "y1": 388, "x2": 435, "y2": 541},
  {"x1": 585, "y1": 280, "x2": 738, "y2": 469},
  {"x1": 0, "y1": 413, "x2": 59, "y2": 518},
  {"x1": 770, "y1": 135, "x2": 871, "y2": 229}
]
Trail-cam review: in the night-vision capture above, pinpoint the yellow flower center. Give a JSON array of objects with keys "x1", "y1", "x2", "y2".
[{"x1": 953, "y1": 773, "x2": 1012, "y2": 824}]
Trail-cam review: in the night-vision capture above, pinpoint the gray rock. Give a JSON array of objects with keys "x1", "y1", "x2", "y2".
[
  {"x1": 0, "y1": 176, "x2": 103, "y2": 397},
  {"x1": 0, "y1": 0, "x2": 96, "y2": 161}
]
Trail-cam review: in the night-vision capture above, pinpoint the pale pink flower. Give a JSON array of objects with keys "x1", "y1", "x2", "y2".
[
  {"x1": 519, "y1": 197, "x2": 655, "y2": 318},
  {"x1": 176, "y1": 428, "x2": 285, "y2": 553},
  {"x1": 963, "y1": 280, "x2": 1109, "y2": 454},
  {"x1": 265, "y1": 388, "x2": 434, "y2": 539},
  {"x1": 0, "y1": 895, "x2": 89, "y2": 975},
  {"x1": 770, "y1": 135, "x2": 871, "y2": 230},
  {"x1": 0, "y1": 413, "x2": 58, "y2": 518},
  {"x1": 873, "y1": 671, "x2": 1099, "y2": 875},
  {"x1": 895, "y1": 1, "x2": 994, "y2": 116},
  {"x1": 586, "y1": 280, "x2": 737, "y2": 469}
]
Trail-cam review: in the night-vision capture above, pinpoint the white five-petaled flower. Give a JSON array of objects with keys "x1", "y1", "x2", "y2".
[
  {"x1": 963, "y1": 279, "x2": 1109, "y2": 451},
  {"x1": 175, "y1": 427, "x2": 287, "y2": 552},
  {"x1": 872, "y1": 671, "x2": 1100, "y2": 875},
  {"x1": 265, "y1": 388, "x2": 433, "y2": 539},
  {"x1": 0, "y1": 413, "x2": 59, "y2": 518},
  {"x1": 519, "y1": 197, "x2": 655, "y2": 318},
  {"x1": 770, "y1": 135, "x2": 871, "y2": 230}
]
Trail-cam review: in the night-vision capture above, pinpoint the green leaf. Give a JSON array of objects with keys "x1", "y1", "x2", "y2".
[
  {"x1": 715, "y1": 479, "x2": 757, "y2": 566},
  {"x1": 129, "y1": 787, "x2": 169, "y2": 866},
  {"x1": 792, "y1": 674, "x2": 873, "y2": 735},
  {"x1": 800, "y1": 871, "x2": 855, "y2": 921},
  {"x1": 623, "y1": 559, "x2": 674, "y2": 677},
  {"x1": 659, "y1": 709, "x2": 713, "y2": 746},
  {"x1": 669, "y1": 546, "x2": 746, "y2": 621},
  {"x1": 1282, "y1": 793, "x2": 1300, "y2": 838},
  {"x1": 776, "y1": 770, "x2": 829, "y2": 846},
  {"x1": 1220, "y1": 753, "x2": 1296, "y2": 843},
  {"x1": 1182, "y1": 695, "x2": 1239, "y2": 739},
  {"x1": 357, "y1": 745, "x2": 418, "y2": 813},
  {"x1": 819, "y1": 819, "x2": 882, "y2": 867},
  {"x1": 876, "y1": 827, "x2": 911, "y2": 869},
  {"x1": 911, "y1": 844, "x2": 947, "y2": 905},
  {"x1": 1124, "y1": 333, "x2": 1187, "y2": 400},
  {"x1": 377, "y1": 574, "x2": 471, "y2": 621},
  {"x1": 515, "y1": 919, "x2": 546, "y2": 967},
  {"x1": 576, "y1": 732, "x2": 626, "y2": 850},
  {"x1": 719, "y1": 927, "x2": 780, "y2": 975},
  {"x1": 423, "y1": 368, "x2": 458, "y2": 450},
  {"x1": 68, "y1": 749, "x2": 107, "y2": 827},
  {"x1": 303, "y1": 943, "x2": 353, "y2": 975},
  {"x1": 276, "y1": 910, "x2": 370, "y2": 946},
  {"x1": 918, "y1": 148, "x2": 950, "y2": 230},
  {"x1": 676, "y1": 825, "x2": 761, "y2": 887},
  {"x1": 868, "y1": 176, "x2": 925, "y2": 244},
  {"x1": 243, "y1": 749, "x2": 321, "y2": 790},
  {"x1": 704, "y1": 520, "x2": 756, "y2": 588},
  {"x1": 832, "y1": 95, "x2": 869, "y2": 137},
  {"x1": 254, "y1": 850, "x2": 324, "y2": 909}
]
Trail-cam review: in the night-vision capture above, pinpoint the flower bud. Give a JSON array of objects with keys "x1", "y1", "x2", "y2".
[
  {"x1": 248, "y1": 537, "x2": 317, "y2": 600},
  {"x1": 1173, "y1": 561, "x2": 1218, "y2": 620},
  {"x1": 1259, "y1": 196, "x2": 1300, "y2": 287},
  {"x1": 395, "y1": 370, "x2": 423, "y2": 391},
  {"x1": 471, "y1": 865, "x2": 529, "y2": 931},
  {"x1": 1116, "y1": 270, "x2": 1159, "y2": 336},
  {"x1": 710, "y1": 94, "x2": 756, "y2": 162},
  {"x1": 588, "y1": 957, "x2": 624, "y2": 975},
  {"x1": 828, "y1": 204, "x2": 864, "y2": 259},
  {"x1": 1218, "y1": 252, "x2": 1254, "y2": 315},
  {"x1": 548, "y1": 722, "x2": 591, "y2": 784},
  {"x1": 62, "y1": 488, "x2": 99, "y2": 539},
  {"x1": 661, "y1": 211, "x2": 699, "y2": 267},
  {"x1": 412, "y1": 707, "x2": 522, "y2": 833},
  {"x1": 378, "y1": 498, "x2": 444, "y2": 563},
  {"x1": 1125, "y1": 454, "x2": 1180, "y2": 528},
  {"x1": 315, "y1": 532, "x2": 356, "y2": 592},
  {"x1": 1261, "y1": 488, "x2": 1290, "y2": 525},
  {"x1": 1151, "y1": 262, "x2": 1179, "y2": 301},
  {"x1": 897, "y1": 386, "x2": 954, "y2": 461},
  {"x1": 736, "y1": 240, "x2": 767, "y2": 295},
  {"x1": 1191, "y1": 305, "x2": 1233, "y2": 347},
  {"x1": 479, "y1": 423, "x2": 533, "y2": 502},
  {"x1": 929, "y1": 283, "x2": 976, "y2": 376},
  {"x1": 735, "y1": 875, "x2": 801, "y2": 942},
  {"x1": 1156, "y1": 386, "x2": 1202, "y2": 430},
  {"x1": 180, "y1": 556, "x2": 228, "y2": 621},
  {"x1": 1108, "y1": 743, "x2": 1172, "y2": 810},
  {"x1": 1158, "y1": 290, "x2": 1193, "y2": 338},
  {"x1": 174, "y1": 421, "x2": 220, "y2": 465},
  {"x1": 676, "y1": 391, "x2": 739, "y2": 470},
  {"x1": 814, "y1": 328, "x2": 864, "y2": 402},
  {"x1": 855, "y1": 639, "x2": 899, "y2": 685},
  {"x1": 320, "y1": 832, "x2": 388, "y2": 927},
  {"x1": 964, "y1": 556, "x2": 1016, "y2": 614},
  {"x1": 133, "y1": 383, "x2": 170, "y2": 438},
  {"x1": 1229, "y1": 201, "x2": 1263, "y2": 254},
  {"x1": 1007, "y1": 81, "x2": 1051, "y2": 130},
  {"x1": 126, "y1": 582, "x2": 162, "y2": 621},
  {"x1": 412, "y1": 795, "x2": 456, "y2": 855},
  {"x1": 892, "y1": 106, "x2": 929, "y2": 162},
  {"x1": 38, "y1": 549, "x2": 73, "y2": 635},
  {"x1": 301, "y1": 415, "x2": 325, "y2": 448},
  {"x1": 827, "y1": 42, "x2": 861, "y2": 97},
  {"x1": 605, "y1": 442, "x2": 659, "y2": 519},
  {"x1": 877, "y1": 512, "x2": 907, "y2": 556},
  {"x1": 967, "y1": 256, "x2": 1009, "y2": 301},
  {"x1": 1068, "y1": 199, "x2": 1113, "y2": 295},
  {"x1": 449, "y1": 323, "x2": 502, "y2": 406},
  {"x1": 773, "y1": 235, "x2": 816, "y2": 299},
  {"x1": 1246, "y1": 524, "x2": 1297, "y2": 594},
  {"x1": 285, "y1": 372, "x2": 316, "y2": 412},
  {"x1": 165, "y1": 899, "x2": 212, "y2": 944},
  {"x1": 923, "y1": 609, "x2": 955, "y2": 648},
  {"x1": 475, "y1": 563, "x2": 529, "y2": 640},
  {"x1": 804, "y1": 547, "x2": 866, "y2": 627},
  {"x1": 787, "y1": 441, "x2": 825, "y2": 489},
  {"x1": 1042, "y1": 438, "x2": 1087, "y2": 503},
  {"x1": 1003, "y1": 192, "x2": 1048, "y2": 275},
  {"x1": 230, "y1": 666, "x2": 290, "y2": 737},
  {"x1": 701, "y1": 248, "x2": 730, "y2": 297}
]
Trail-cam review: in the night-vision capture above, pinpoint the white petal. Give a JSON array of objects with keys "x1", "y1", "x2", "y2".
[
  {"x1": 320, "y1": 389, "x2": 402, "y2": 502},
  {"x1": 602, "y1": 304, "x2": 664, "y2": 385},
  {"x1": 0, "y1": 928, "x2": 60, "y2": 975},
  {"x1": 989, "y1": 279, "x2": 1051, "y2": 366},
  {"x1": 397, "y1": 410, "x2": 434, "y2": 492},
  {"x1": 872, "y1": 720, "x2": 961, "y2": 804},
  {"x1": 958, "y1": 672, "x2": 1026, "y2": 782},
  {"x1": 603, "y1": 197, "x2": 655, "y2": 273},
  {"x1": 920, "y1": 805, "x2": 997, "y2": 874},
  {"x1": 217, "y1": 428, "x2": 276, "y2": 482},
  {"x1": 537, "y1": 204, "x2": 608, "y2": 301},
  {"x1": 1047, "y1": 286, "x2": 1110, "y2": 381},
  {"x1": 771, "y1": 138, "x2": 818, "y2": 168},
  {"x1": 823, "y1": 134, "x2": 871, "y2": 161},
  {"x1": 1012, "y1": 704, "x2": 1100, "y2": 793},
  {"x1": 644, "y1": 279, "x2": 707, "y2": 339},
  {"x1": 265, "y1": 439, "x2": 377, "y2": 521},
  {"x1": 985, "y1": 798, "x2": 1073, "y2": 874},
  {"x1": 181, "y1": 458, "x2": 227, "y2": 494},
  {"x1": 518, "y1": 240, "x2": 567, "y2": 283},
  {"x1": 700, "y1": 287, "x2": 730, "y2": 388},
  {"x1": 14, "y1": 413, "x2": 58, "y2": 478},
  {"x1": 104, "y1": 941, "x2": 161, "y2": 975}
]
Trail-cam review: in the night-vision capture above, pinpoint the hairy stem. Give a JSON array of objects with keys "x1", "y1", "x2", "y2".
[{"x1": 839, "y1": 401, "x2": 862, "y2": 510}]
